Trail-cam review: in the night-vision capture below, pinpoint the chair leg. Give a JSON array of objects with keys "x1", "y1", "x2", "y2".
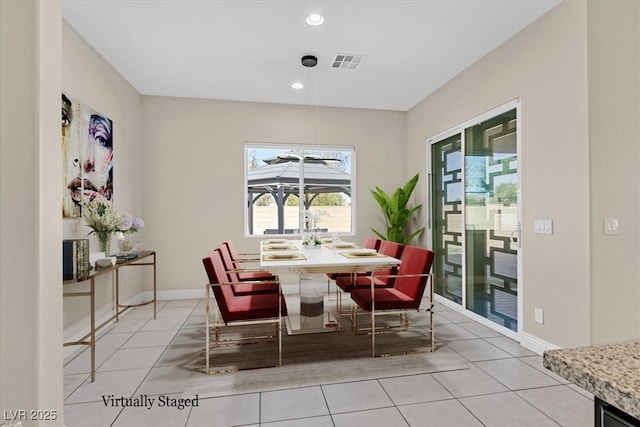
[
  {"x1": 371, "y1": 308, "x2": 376, "y2": 357},
  {"x1": 205, "y1": 286, "x2": 210, "y2": 374},
  {"x1": 277, "y1": 317, "x2": 282, "y2": 367}
]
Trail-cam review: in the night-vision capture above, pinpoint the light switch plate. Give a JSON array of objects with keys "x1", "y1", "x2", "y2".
[
  {"x1": 534, "y1": 219, "x2": 553, "y2": 235},
  {"x1": 534, "y1": 307, "x2": 544, "y2": 324},
  {"x1": 604, "y1": 218, "x2": 619, "y2": 235}
]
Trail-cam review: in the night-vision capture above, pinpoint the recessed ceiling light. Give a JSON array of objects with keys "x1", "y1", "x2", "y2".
[
  {"x1": 305, "y1": 13, "x2": 324, "y2": 26},
  {"x1": 291, "y1": 82, "x2": 304, "y2": 89}
]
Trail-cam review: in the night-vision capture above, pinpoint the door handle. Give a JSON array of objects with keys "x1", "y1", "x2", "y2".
[{"x1": 510, "y1": 222, "x2": 521, "y2": 248}]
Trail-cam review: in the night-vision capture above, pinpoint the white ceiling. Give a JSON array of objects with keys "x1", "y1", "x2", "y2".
[{"x1": 62, "y1": 0, "x2": 560, "y2": 112}]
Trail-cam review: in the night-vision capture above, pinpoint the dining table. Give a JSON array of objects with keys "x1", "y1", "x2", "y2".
[{"x1": 260, "y1": 239, "x2": 401, "y2": 335}]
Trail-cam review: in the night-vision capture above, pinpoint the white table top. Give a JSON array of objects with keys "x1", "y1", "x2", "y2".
[{"x1": 259, "y1": 239, "x2": 400, "y2": 274}]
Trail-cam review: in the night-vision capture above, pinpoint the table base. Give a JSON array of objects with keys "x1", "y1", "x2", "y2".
[{"x1": 285, "y1": 310, "x2": 343, "y2": 335}]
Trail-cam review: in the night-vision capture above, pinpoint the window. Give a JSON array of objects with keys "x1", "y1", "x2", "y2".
[{"x1": 245, "y1": 143, "x2": 355, "y2": 237}]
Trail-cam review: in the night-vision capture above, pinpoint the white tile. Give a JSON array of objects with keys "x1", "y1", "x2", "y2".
[
  {"x1": 119, "y1": 307, "x2": 156, "y2": 320},
  {"x1": 399, "y1": 399, "x2": 484, "y2": 426},
  {"x1": 108, "y1": 318, "x2": 148, "y2": 333},
  {"x1": 98, "y1": 346, "x2": 165, "y2": 372},
  {"x1": 322, "y1": 380, "x2": 394, "y2": 414},
  {"x1": 432, "y1": 366, "x2": 508, "y2": 398},
  {"x1": 332, "y1": 407, "x2": 408, "y2": 427},
  {"x1": 121, "y1": 330, "x2": 176, "y2": 348},
  {"x1": 261, "y1": 415, "x2": 333, "y2": 427},
  {"x1": 140, "y1": 317, "x2": 185, "y2": 332},
  {"x1": 459, "y1": 392, "x2": 558, "y2": 426},
  {"x1": 95, "y1": 332, "x2": 134, "y2": 350},
  {"x1": 438, "y1": 310, "x2": 472, "y2": 324},
  {"x1": 435, "y1": 323, "x2": 479, "y2": 341},
  {"x1": 64, "y1": 373, "x2": 89, "y2": 399},
  {"x1": 65, "y1": 368, "x2": 150, "y2": 404},
  {"x1": 155, "y1": 343, "x2": 202, "y2": 368},
  {"x1": 64, "y1": 401, "x2": 123, "y2": 427},
  {"x1": 567, "y1": 383, "x2": 594, "y2": 399},
  {"x1": 484, "y1": 336, "x2": 536, "y2": 357},
  {"x1": 63, "y1": 297, "x2": 598, "y2": 427},
  {"x1": 475, "y1": 358, "x2": 561, "y2": 390},
  {"x1": 164, "y1": 299, "x2": 200, "y2": 308},
  {"x1": 157, "y1": 307, "x2": 194, "y2": 319},
  {"x1": 64, "y1": 348, "x2": 117, "y2": 375},
  {"x1": 446, "y1": 339, "x2": 512, "y2": 361},
  {"x1": 379, "y1": 373, "x2": 453, "y2": 405},
  {"x1": 458, "y1": 322, "x2": 504, "y2": 338},
  {"x1": 261, "y1": 386, "x2": 329, "y2": 422},
  {"x1": 519, "y1": 355, "x2": 570, "y2": 384},
  {"x1": 186, "y1": 394, "x2": 259, "y2": 427},
  {"x1": 136, "y1": 365, "x2": 194, "y2": 395},
  {"x1": 111, "y1": 393, "x2": 192, "y2": 427},
  {"x1": 170, "y1": 328, "x2": 205, "y2": 346},
  {"x1": 516, "y1": 385, "x2": 594, "y2": 427}
]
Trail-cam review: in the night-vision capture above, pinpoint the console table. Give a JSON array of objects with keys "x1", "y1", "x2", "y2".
[{"x1": 63, "y1": 250, "x2": 156, "y2": 382}]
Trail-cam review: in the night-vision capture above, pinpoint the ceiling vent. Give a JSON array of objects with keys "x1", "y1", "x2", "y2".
[{"x1": 331, "y1": 54, "x2": 363, "y2": 70}]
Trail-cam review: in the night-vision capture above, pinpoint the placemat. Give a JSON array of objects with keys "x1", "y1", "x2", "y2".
[
  {"x1": 262, "y1": 253, "x2": 307, "y2": 261},
  {"x1": 339, "y1": 252, "x2": 385, "y2": 259},
  {"x1": 262, "y1": 245, "x2": 298, "y2": 251},
  {"x1": 325, "y1": 243, "x2": 360, "y2": 250}
]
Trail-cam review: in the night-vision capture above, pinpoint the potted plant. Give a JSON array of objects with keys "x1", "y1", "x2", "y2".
[{"x1": 370, "y1": 173, "x2": 425, "y2": 244}]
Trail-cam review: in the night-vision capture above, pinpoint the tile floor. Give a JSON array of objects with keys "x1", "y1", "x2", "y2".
[{"x1": 64, "y1": 281, "x2": 594, "y2": 427}]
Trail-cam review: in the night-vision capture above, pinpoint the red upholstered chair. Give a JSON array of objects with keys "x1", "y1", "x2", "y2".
[
  {"x1": 202, "y1": 250, "x2": 287, "y2": 373},
  {"x1": 350, "y1": 245, "x2": 435, "y2": 356},
  {"x1": 217, "y1": 244, "x2": 277, "y2": 295},
  {"x1": 326, "y1": 236, "x2": 381, "y2": 297},
  {"x1": 223, "y1": 240, "x2": 259, "y2": 264},
  {"x1": 335, "y1": 240, "x2": 404, "y2": 312}
]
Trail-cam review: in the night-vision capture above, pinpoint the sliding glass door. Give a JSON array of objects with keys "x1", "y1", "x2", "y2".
[{"x1": 430, "y1": 104, "x2": 520, "y2": 332}]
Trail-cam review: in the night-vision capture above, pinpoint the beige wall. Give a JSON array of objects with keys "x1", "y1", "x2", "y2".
[
  {"x1": 1, "y1": 0, "x2": 64, "y2": 423},
  {"x1": 408, "y1": 0, "x2": 640, "y2": 348},
  {"x1": 587, "y1": 0, "x2": 640, "y2": 344},
  {"x1": 61, "y1": 21, "x2": 144, "y2": 340},
  {"x1": 142, "y1": 96, "x2": 406, "y2": 293}
]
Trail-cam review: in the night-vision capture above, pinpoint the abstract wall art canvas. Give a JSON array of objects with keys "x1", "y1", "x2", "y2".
[{"x1": 62, "y1": 93, "x2": 113, "y2": 218}]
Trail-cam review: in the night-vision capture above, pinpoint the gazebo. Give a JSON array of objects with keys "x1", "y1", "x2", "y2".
[{"x1": 246, "y1": 154, "x2": 351, "y2": 234}]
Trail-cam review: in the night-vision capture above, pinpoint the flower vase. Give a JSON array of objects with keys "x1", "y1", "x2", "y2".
[
  {"x1": 97, "y1": 232, "x2": 112, "y2": 256},
  {"x1": 116, "y1": 232, "x2": 136, "y2": 254}
]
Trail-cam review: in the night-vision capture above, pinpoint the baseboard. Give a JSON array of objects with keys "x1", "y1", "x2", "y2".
[
  {"x1": 141, "y1": 288, "x2": 206, "y2": 301},
  {"x1": 519, "y1": 331, "x2": 559, "y2": 355},
  {"x1": 434, "y1": 295, "x2": 559, "y2": 356}
]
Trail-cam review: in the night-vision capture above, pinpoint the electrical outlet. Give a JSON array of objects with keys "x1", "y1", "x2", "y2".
[{"x1": 534, "y1": 307, "x2": 544, "y2": 324}]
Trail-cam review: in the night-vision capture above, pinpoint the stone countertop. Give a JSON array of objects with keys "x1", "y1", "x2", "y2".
[{"x1": 543, "y1": 341, "x2": 640, "y2": 419}]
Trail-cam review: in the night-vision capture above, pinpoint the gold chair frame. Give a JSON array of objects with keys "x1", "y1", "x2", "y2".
[
  {"x1": 350, "y1": 272, "x2": 434, "y2": 357},
  {"x1": 204, "y1": 279, "x2": 283, "y2": 374}
]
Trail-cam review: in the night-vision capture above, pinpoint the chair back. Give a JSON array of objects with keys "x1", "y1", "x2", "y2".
[
  {"x1": 373, "y1": 240, "x2": 405, "y2": 285},
  {"x1": 223, "y1": 240, "x2": 242, "y2": 261},
  {"x1": 393, "y1": 246, "x2": 435, "y2": 308},
  {"x1": 202, "y1": 250, "x2": 235, "y2": 322},
  {"x1": 378, "y1": 240, "x2": 404, "y2": 258},
  {"x1": 363, "y1": 236, "x2": 381, "y2": 250},
  {"x1": 217, "y1": 243, "x2": 242, "y2": 282}
]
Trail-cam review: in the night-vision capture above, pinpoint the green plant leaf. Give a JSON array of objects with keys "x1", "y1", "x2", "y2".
[
  {"x1": 405, "y1": 227, "x2": 425, "y2": 244},
  {"x1": 369, "y1": 173, "x2": 422, "y2": 243},
  {"x1": 370, "y1": 227, "x2": 386, "y2": 240}
]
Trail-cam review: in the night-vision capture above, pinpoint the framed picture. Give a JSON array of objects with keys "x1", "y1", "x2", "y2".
[{"x1": 62, "y1": 93, "x2": 113, "y2": 218}]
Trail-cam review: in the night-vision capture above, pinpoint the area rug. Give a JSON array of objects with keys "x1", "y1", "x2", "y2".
[{"x1": 184, "y1": 299, "x2": 470, "y2": 398}]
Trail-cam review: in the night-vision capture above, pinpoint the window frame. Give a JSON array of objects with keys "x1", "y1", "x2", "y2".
[{"x1": 244, "y1": 142, "x2": 356, "y2": 238}]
